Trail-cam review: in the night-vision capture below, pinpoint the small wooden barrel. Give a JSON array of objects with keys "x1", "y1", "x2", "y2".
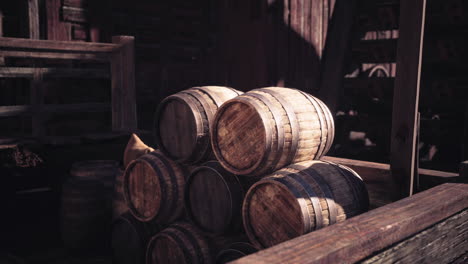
[
  {"x1": 211, "y1": 87, "x2": 334, "y2": 176},
  {"x1": 146, "y1": 222, "x2": 212, "y2": 264},
  {"x1": 123, "y1": 151, "x2": 187, "y2": 224},
  {"x1": 113, "y1": 168, "x2": 128, "y2": 219},
  {"x1": 154, "y1": 86, "x2": 243, "y2": 164},
  {"x1": 61, "y1": 160, "x2": 119, "y2": 250},
  {"x1": 242, "y1": 160, "x2": 369, "y2": 248},
  {"x1": 215, "y1": 242, "x2": 258, "y2": 264},
  {"x1": 185, "y1": 161, "x2": 247, "y2": 234},
  {"x1": 111, "y1": 213, "x2": 161, "y2": 264}
]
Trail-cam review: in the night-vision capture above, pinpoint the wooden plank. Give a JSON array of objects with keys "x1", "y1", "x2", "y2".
[
  {"x1": 360, "y1": 209, "x2": 467, "y2": 264},
  {"x1": 321, "y1": 156, "x2": 460, "y2": 208},
  {"x1": 319, "y1": 0, "x2": 357, "y2": 114},
  {"x1": 0, "y1": 37, "x2": 118, "y2": 53},
  {"x1": 232, "y1": 183, "x2": 468, "y2": 264},
  {"x1": 46, "y1": 0, "x2": 71, "y2": 41},
  {"x1": 111, "y1": 36, "x2": 137, "y2": 131},
  {"x1": 0, "y1": 105, "x2": 33, "y2": 117},
  {"x1": 0, "y1": 10, "x2": 4, "y2": 65},
  {"x1": 0, "y1": 50, "x2": 109, "y2": 61},
  {"x1": 0, "y1": 67, "x2": 109, "y2": 79},
  {"x1": 390, "y1": 0, "x2": 426, "y2": 199},
  {"x1": 61, "y1": 6, "x2": 87, "y2": 23},
  {"x1": 0, "y1": 103, "x2": 109, "y2": 117},
  {"x1": 28, "y1": 0, "x2": 40, "y2": 39}
]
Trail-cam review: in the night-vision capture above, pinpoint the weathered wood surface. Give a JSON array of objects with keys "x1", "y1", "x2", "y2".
[
  {"x1": 146, "y1": 222, "x2": 211, "y2": 264},
  {"x1": 0, "y1": 37, "x2": 118, "y2": 53},
  {"x1": 231, "y1": 183, "x2": 468, "y2": 264},
  {"x1": 212, "y1": 87, "x2": 334, "y2": 177},
  {"x1": 321, "y1": 156, "x2": 460, "y2": 208},
  {"x1": 155, "y1": 86, "x2": 242, "y2": 164},
  {"x1": 243, "y1": 160, "x2": 368, "y2": 249},
  {"x1": 0, "y1": 67, "x2": 109, "y2": 79},
  {"x1": 390, "y1": 0, "x2": 427, "y2": 199},
  {"x1": 185, "y1": 161, "x2": 248, "y2": 234},
  {"x1": 27, "y1": 0, "x2": 40, "y2": 39},
  {"x1": 123, "y1": 151, "x2": 187, "y2": 224},
  {"x1": 111, "y1": 36, "x2": 137, "y2": 131},
  {"x1": 360, "y1": 209, "x2": 467, "y2": 264},
  {"x1": 0, "y1": 103, "x2": 110, "y2": 117}
]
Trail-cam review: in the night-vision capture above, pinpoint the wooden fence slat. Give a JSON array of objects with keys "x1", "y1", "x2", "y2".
[
  {"x1": 390, "y1": 0, "x2": 427, "y2": 199},
  {"x1": 0, "y1": 50, "x2": 110, "y2": 61},
  {"x1": 0, "y1": 67, "x2": 109, "y2": 79},
  {"x1": 232, "y1": 183, "x2": 468, "y2": 264},
  {"x1": 0, "y1": 37, "x2": 118, "y2": 53}
]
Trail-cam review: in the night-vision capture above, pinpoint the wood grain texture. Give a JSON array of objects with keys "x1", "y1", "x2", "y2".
[
  {"x1": 232, "y1": 183, "x2": 468, "y2": 264},
  {"x1": 0, "y1": 67, "x2": 110, "y2": 79},
  {"x1": 111, "y1": 213, "x2": 161, "y2": 264},
  {"x1": 27, "y1": 0, "x2": 40, "y2": 39},
  {"x1": 390, "y1": 0, "x2": 427, "y2": 199},
  {"x1": 212, "y1": 87, "x2": 334, "y2": 177},
  {"x1": 123, "y1": 151, "x2": 187, "y2": 224},
  {"x1": 0, "y1": 37, "x2": 117, "y2": 53},
  {"x1": 360, "y1": 209, "x2": 467, "y2": 264},
  {"x1": 216, "y1": 242, "x2": 258, "y2": 264},
  {"x1": 185, "y1": 161, "x2": 248, "y2": 235},
  {"x1": 146, "y1": 222, "x2": 212, "y2": 264},
  {"x1": 242, "y1": 160, "x2": 368, "y2": 249},
  {"x1": 321, "y1": 156, "x2": 461, "y2": 208},
  {"x1": 155, "y1": 86, "x2": 242, "y2": 164},
  {"x1": 111, "y1": 36, "x2": 137, "y2": 132}
]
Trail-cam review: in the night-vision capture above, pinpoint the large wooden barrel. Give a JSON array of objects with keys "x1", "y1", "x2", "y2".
[
  {"x1": 211, "y1": 87, "x2": 334, "y2": 176},
  {"x1": 146, "y1": 222, "x2": 212, "y2": 264},
  {"x1": 123, "y1": 151, "x2": 187, "y2": 224},
  {"x1": 215, "y1": 242, "x2": 258, "y2": 264},
  {"x1": 111, "y1": 213, "x2": 161, "y2": 264},
  {"x1": 242, "y1": 160, "x2": 369, "y2": 248},
  {"x1": 61, "y1": 160, "x2": 119, "y2": 250},
  {"x1": 112, "y1": 168, "x2": 128, "y2": 219},
  {"x1": 154, "y1": 86, "x2": 243, "y2": 164},
  {"x1": 185, "y1": 161, "x2": 251, "y2": 234}
]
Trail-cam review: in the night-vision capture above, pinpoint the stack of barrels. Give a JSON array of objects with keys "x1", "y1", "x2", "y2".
[{"x1": 110, "y1": 86, "x2": 369, "y2": 264}]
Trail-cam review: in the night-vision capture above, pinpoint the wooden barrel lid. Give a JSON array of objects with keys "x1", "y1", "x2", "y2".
[
  {"x1": 242, "y1": 180, "x2": 305, "y2": 248},
  {"x1": 124, "y1": 159, "x2": 162, "y2": 221},
  {"x1": 155, "y1": 96, "x2": 198, "y2": 161},
  {"x1": 211, "y1": 99, "x2": 268, "y2": 175},
  {"x1": 185, "y1": 163, "x2": 243, "y2": 234},
  {"x1": 147, "y1": 222, "x2": 211, "y2": 264}
]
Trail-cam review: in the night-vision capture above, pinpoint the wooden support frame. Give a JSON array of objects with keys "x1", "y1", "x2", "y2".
[
  {"x1": 390, "y1": 0, "x2": 427, "y2": 199},
  {"x1": 232, "y1": 183, "x2": 468, "y2": 264},
  {"x1": 0, "y1": 36, "x2": 137, "y2": 142}
]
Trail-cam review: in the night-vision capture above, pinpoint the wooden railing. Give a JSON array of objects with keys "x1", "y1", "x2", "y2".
[
  {"x1": 0, "y1": 36, "x2": 137, "y2": 143},
  {"x1": 232, "y1": 183, "x2": 468, "y2": 264}
]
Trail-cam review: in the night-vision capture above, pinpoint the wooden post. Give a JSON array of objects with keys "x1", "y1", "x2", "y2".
[
  {"x1": 31, "y1": 68, "x2": 45, "y2": 137},
  {"x1": 0, "y1": 10, "x2": 4, "y2": 65},
  {"x1": 111, "y1": 36, "x2": 137, "y2": 132},
  {"x1": 319, "y1": 0, "x2": 357, "y2": 114},
  {"x1": 28, "y1": 0, "x2": 40, "y2": 39},
  {"x1": 390, "y1": 0, "x2": 426, "y2": 199}
]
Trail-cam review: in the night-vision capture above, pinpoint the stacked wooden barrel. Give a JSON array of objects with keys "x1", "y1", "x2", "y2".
[{"x1": 108, "y1": 86, "x2": 368, "y2": 263}]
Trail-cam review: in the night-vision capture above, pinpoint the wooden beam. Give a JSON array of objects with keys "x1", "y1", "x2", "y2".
[
  {"x1": 319, "y1": 0, "x2": 357, "y2": 114},
  {"x1": 232, "y1": 183, "x2": 468, "y2": 264},
  {"x1": 360, "y1": 210, "x2": 467, "y2": 263},
  {"x1": 0, "y1": 50, "x2": 109, "y2": 61},
  {"x1": 111, "y1": 36, "x2": 137, "y2": 132},
  {"x1": 0, "y1": 10, "x2": 4, "y2": 65},
  {"x1": 0, "y1": 103, "x2": 110, "y2": 117},
  {"x1": 390, "y1": 0, "x2": 426, "y2": 199},
  {"x1": 0, "y1": 67, "x2": 110, "y2": 79},
  {"x1": 0, "y1": 37, "x2": 118, "y2": 53},
  {"x1": 28, "y1": 0, "x2": 40, "y2": 39}
]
